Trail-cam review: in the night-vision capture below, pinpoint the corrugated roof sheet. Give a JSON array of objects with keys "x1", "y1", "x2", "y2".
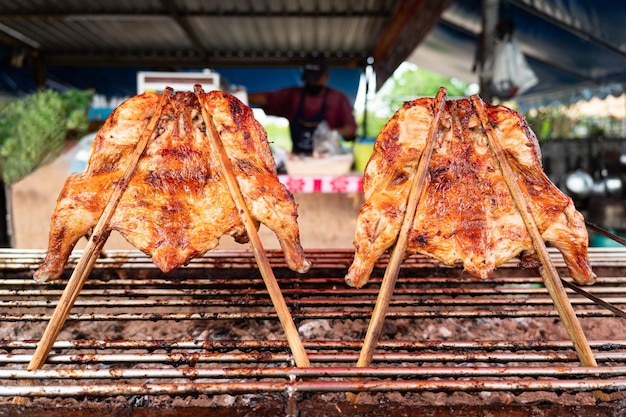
[
  {"x1": 0, "y1": 0, "x2": 448, "y2": 102},
  {"x1": 0, "y1": 0, "x2": 402, "y2": 68}
]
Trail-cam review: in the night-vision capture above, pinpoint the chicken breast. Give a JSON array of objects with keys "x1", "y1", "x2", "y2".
[
  {"x1": 35, "y1": 90, "x2": 311, "y2": 282},
  {"x1": 345, "y1": 96, "x2": 594, "y2": 288}
]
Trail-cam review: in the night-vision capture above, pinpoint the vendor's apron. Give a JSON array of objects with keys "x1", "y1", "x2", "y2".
[{"x1": 290, "y1": 90, "x2": 328, "y2": 155}]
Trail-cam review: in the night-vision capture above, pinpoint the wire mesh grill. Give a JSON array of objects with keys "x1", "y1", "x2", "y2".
[{"x1": 1, "y1": 247, "x2": 626, "y2": 401}]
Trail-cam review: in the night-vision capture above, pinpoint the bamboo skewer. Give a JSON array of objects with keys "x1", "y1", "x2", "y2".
[
  {"x1": 193, "y1": 85, "x2": 310, "y2": 368},
  {"x1": 13, "y1": 88, "x2": 172, "y2": 406},
  {"x1": 347, "y1": 87, "x2": 448, "y2": 403},
  {"x1": 470, "y1": 94, "x2": 609, "y2": 402}
]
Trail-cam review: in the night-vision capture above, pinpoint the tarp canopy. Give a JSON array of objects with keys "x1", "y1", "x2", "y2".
[{"x1": 409, "y1": 0, "x2": 626, "y2": 109}]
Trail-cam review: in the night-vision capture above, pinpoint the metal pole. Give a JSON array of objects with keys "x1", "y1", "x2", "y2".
[{"x1": 479, "y1": 0, "x2": 499, "y2": 102}]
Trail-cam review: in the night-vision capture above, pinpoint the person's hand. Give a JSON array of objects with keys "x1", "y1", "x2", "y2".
[
  {"x1": 335, "y1": 126, "x2": 356, "y2": 142},
  {"x1": 247, "y1": 92, "x2": 267, "y2": 107}
]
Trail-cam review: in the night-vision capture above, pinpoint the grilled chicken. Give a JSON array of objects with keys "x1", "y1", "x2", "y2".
[
  {"x1": 345, "y1": 97, "x2": 594, "y2": 288},
  {"x1": 35, "y1": 90, "x2": 311, "y2": 282}
]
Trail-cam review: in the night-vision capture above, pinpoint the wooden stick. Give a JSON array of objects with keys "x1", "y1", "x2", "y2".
[
  {"x1": 470, "y1": 94, "x2": 609, "y2": 402},
  {"x1": 193, "y1": 86, "x2": 310, "y2": 368},
  {"x1": 347, "y1": 87, "x2": 448, "y2": 403},
  {"x1": 13, "y1": 88, "x2": 172, "y2": 405}
]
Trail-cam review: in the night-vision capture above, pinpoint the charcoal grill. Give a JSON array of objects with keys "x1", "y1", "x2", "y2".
[{"x1": 1, "y1": 247, "x2": 626, "y2": 414}]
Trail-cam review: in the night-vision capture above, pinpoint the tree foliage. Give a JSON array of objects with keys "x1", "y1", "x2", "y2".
[
  {"x1": 0, "y1": 89, "x2": 93, "y2": 184},
  {"x1": 358, "y1": 64, "x2": 477, "y2": 138},
  {"x1": 383, "y1": 64, "x2": 475, "y2": 109}
]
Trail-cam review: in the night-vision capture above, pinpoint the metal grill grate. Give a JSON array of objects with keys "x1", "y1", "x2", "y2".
[{"x1": 1, "y1": 247, "x2": 626, "y2": 403}]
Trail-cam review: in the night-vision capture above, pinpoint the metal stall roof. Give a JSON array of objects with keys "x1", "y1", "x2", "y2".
[
  {"x1": 0, "y1": 1, "x2": 624, "y2": 107},
  {"x1": 0, "y1": 0, "x2": 447, "y2": 102}
]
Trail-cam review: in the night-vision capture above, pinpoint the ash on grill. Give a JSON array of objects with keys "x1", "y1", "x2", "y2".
[{"x1": 1, "y1": 248, "x2": 626, "y2": 415}]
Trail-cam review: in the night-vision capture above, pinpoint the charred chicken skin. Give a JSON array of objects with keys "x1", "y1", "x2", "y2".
[
  {"x1": 345, "y1": 97, "x2": 594, "y2": 288},
  {"x1": 35, "y1": 90, "x2": 311, "y2": 282}
]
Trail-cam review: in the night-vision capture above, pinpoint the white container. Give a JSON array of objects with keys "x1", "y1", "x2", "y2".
[{"x1": 284, "y1": 154, "x2": 354, "y2": 176}]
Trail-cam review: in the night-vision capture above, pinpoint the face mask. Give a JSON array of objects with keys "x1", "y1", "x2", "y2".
[{"x1": 305, "y1": 84, "x2": 324, "y2": 95}]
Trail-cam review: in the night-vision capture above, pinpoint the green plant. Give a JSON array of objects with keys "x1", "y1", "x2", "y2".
[
  {"x1": 62, "y1": 89, "x2": 93, "y2": 140},
  {"x1": 0, "y1": 88, "x2": 93, "y2": 184}
]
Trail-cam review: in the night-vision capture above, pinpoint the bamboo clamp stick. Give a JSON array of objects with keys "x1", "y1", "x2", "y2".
[
  {"x1": 347, "y1": 87, "x2": 448, "y2": 404},
  {"x1": 193, "y1": 85, "x2": 310, "y2": 368},
  {"x1": 470, "y1": 94, "x2": 609, "y2": 402},
  {"x1": 13, "y1": 88, "x2": 172, "y2": 406}
]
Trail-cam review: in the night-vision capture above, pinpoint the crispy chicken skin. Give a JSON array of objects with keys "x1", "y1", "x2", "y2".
[
  {"x1": 35, "y1": 90, "x2": 310, "y2": 282},
  {"x1": 345, "y1": 97, "x2": 594, "y2": 288}
]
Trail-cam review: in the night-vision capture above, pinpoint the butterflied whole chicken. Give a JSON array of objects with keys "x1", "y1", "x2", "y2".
[
  {"x1": 35, "y1": 89, "x2": 311, "y2": 282},
  {"x1": 345, "y1": 96, "x2": 595, "y2": 288}
]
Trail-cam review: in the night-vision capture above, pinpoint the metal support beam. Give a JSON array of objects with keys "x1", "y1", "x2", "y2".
[
  {"x1": 372, "y1": 0, "x2": 452, "y2": 90},
  {"x1": 478, "y1": 0, "x2": 499, "y2": 102}
]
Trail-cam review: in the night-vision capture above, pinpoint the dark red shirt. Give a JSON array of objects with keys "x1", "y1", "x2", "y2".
[{"x1": 261, "y1": 86, "x2": 357, "y2": 134}]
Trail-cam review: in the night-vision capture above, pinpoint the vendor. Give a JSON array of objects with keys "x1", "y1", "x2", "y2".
[{"x1": 248, "y1": 56, "x2": 357, "y2": 155}]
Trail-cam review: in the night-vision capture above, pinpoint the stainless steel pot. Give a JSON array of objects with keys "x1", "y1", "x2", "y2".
[
  {"x1": 560, "y1": 153, "x2": 594, "y2": 199},
  {"x1": 590, "y1": 149, "x2": 623, "y2": 198},
  {"x1": 561, "y1": 169, "x2": 594, "y2": 199}
]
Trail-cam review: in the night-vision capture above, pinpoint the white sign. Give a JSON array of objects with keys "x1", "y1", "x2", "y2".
[{"x1": 137, "y1": 70, "x2": 220, "y2": 94}]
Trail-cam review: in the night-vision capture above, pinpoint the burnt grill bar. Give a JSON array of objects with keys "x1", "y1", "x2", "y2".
[
  {"x1": 2, "y1": 339, "x2": 626, "y2": 351},
  {"x1": 5, "y1": 365, "x2": 626, "y2": 379},
  {"x1": 3, "y1": 350, "x2": 626, "y2": 365},
  {"x1": 1, "y1": 247, "x2": 626, "y2": 403},
  {"x1": 4, "y1": 379, "x2": 626, "y2": 398},
  {"x1": 0, "y1": 309, "x2": 622, "y2": 322}
]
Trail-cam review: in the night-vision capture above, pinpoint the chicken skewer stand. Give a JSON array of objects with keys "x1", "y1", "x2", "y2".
[
  {"x1": 346, "y1": 87, "x2": 605, "y2": 402},
  {"x1": 15, "y1": 86, "x2": 312, "y2": 404}
]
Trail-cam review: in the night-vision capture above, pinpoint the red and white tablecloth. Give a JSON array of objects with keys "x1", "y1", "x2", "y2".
[{"x1": 278, "y1": 175, "x2": 363, "y2": 193}]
